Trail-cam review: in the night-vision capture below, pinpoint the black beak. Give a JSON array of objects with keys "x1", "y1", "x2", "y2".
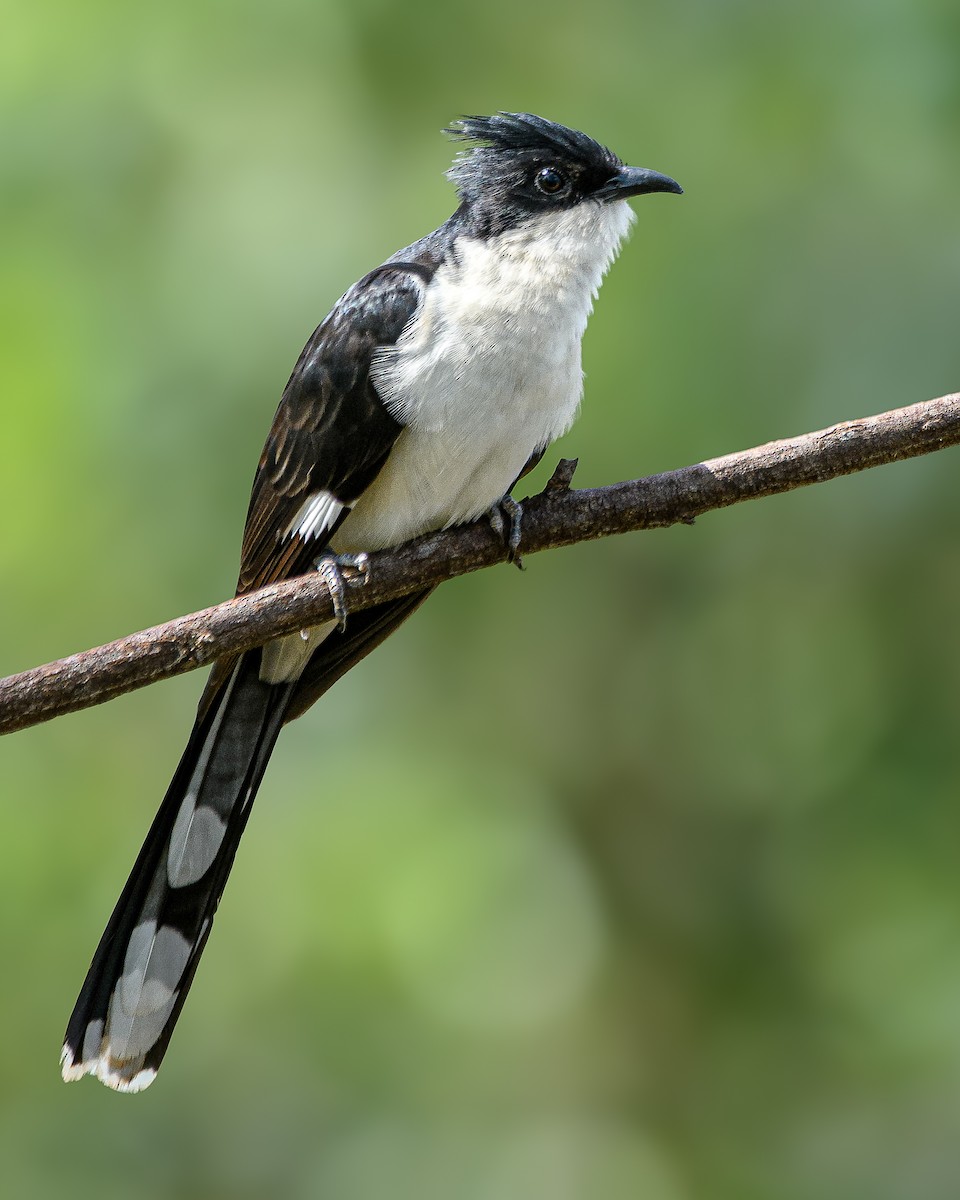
[{"x1": 597, "y1": 165, "x2": 683, "y2": 201}]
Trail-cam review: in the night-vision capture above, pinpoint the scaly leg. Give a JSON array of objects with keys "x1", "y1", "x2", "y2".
[
  {"x1": 316, "y1": 551, "x2": 371, "y2": 632},
  {"x1": 486, "y1": 495, "x2": 525, "y2": 569}
]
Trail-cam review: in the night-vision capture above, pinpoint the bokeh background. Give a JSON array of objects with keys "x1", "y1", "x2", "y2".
[{"x1": 3, "y1": 1, "x2": 960, "y2": 1196}]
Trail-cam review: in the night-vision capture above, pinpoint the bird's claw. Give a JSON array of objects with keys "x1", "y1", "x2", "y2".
[
  {"x1": 316, "y1": 551, "x2": 370, "y2": 632},
  {"x1": 487, "y1": 495, "x2": 525, "y2": 569}
]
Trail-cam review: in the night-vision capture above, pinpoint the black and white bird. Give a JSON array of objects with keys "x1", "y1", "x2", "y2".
[{"x1": 61, "y1": 112, "x2": 681, "y2": 1091}]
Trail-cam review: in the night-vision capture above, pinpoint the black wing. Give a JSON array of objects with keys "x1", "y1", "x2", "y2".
[
  {"x1": 238, "y1": 263, "x2": 430, "y2": 595},
  {"x1": 62, "y1": 262, "x2": 435, "y2": 1089}
]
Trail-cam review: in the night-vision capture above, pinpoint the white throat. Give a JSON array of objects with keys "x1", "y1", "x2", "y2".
[
  {"x1": 334, "y1": 199, "x2": 636, "y2": 554},
  {"x1": 373, "y1": 199, "x2": 635, "y2": 434},
  {"x1": 265, "y1": 200, "x2": 635, "y2": 682}
]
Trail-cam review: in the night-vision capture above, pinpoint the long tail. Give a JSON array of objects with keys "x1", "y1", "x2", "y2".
[
  {"x1": 61, "y1": 651, "x2": 294, "y2": 1092},
  {"x1": 62, "y1": 590, "x2": 433, "y2": 1091}
]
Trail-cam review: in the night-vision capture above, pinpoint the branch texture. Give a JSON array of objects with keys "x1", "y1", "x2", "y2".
[{"x1": 2, "y1": 392, "x2": 958, "y2": 735}]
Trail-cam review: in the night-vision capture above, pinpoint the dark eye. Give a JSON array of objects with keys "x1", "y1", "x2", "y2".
[{"x1": 534, "y1": 167, "x2": 566, "y2": 195}]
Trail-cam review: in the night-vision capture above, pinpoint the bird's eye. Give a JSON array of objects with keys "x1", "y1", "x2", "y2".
[{"x1": 534, "y1": 167, "x2": 566, "y2": 195}]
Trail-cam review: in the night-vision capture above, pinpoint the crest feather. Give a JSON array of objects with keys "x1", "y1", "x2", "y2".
[{"x1": 445, "y1": 112, "x2": 619, "y2": 166}]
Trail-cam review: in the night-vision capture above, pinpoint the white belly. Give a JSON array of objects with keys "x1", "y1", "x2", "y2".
[
  {"x1": 335, "y1": 200, "x2": 634, "y2": 553},
  {"x1": 262, "y1": 200, "x2": 634, "y2": 683},
  {"x1": 331, "y1": 360, "x2": 577, "y2": 554}
]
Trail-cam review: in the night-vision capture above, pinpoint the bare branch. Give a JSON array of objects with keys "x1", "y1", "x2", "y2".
[{"x1": 2, "y1": 392, "x2": 958, "y2": 736}]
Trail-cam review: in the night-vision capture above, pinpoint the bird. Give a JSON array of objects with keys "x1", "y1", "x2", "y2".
[{"x1": 60, "y1": 112, "x2": 682, "y2": 1091}]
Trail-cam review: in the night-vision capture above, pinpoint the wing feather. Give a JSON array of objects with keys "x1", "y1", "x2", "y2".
[{"x1": 237, "y1": 264, "x2": 430, "y2": 595}]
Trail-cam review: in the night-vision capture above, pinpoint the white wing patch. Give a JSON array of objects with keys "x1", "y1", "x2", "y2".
[
  {"x1": 342, "y1": 201, "x2": 635, "y2": 551},
  {"x1": 284, "y1": 490, "x2": 347, "y2": 541}
]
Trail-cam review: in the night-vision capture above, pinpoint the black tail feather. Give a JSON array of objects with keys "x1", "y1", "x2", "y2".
[
  {"x1": 63, "y1": 593, "x2": 432, "y2": 1091},
  {"x1": 62, "y1": 651, "x2": 293, "y2": 1091}
]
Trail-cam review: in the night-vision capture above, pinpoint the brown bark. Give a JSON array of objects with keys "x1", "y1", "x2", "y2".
[{"x1": 2, "y1": 392, "x2": 958, "y2": 736}]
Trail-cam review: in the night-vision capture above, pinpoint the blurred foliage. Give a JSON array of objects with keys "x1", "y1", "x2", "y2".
[{"x1": 2, "y1": 0, "x2": 960, "y2": 1196}]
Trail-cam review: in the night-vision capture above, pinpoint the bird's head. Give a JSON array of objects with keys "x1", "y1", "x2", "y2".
[{"x1": 445, "y1": 112, "x2": 682, "y2": 235}]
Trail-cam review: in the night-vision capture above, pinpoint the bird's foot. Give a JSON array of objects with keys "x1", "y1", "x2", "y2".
[
  {"x1": 315, "y1": 551, "x2": 370, "y2": 632},
  {"x1": 487, "y1": 495, "x2": 525, "y2": 570}
]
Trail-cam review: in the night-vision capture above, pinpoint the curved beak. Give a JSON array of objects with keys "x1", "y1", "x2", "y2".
[{"x1": 597, "y1": 165, "x2": 683, "y2": 201}]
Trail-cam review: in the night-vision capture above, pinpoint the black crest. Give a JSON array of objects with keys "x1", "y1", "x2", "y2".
[
  {"x1": 447, "y1": 112, "x2": 619, "y2": 166},
  {"x1": 444, "y1": 112, "x2": 624, "y2": 232}
]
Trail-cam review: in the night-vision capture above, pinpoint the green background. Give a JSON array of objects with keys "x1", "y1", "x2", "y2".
[{"x1": 3, "y1": 1, "x2": 960, "y2": 1196}]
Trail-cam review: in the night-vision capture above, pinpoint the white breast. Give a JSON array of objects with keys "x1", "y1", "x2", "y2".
[
  {"x1": 263, "y1": 200, "x2": 634, "y2": 683},
  {"x1": 333, "y1": 199, "x2": 635, "y2": 553}
]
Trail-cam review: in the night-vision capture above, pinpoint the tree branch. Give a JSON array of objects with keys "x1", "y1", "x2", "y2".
[{"x1": 2, "y1": 392, "x2": 958, "y2": 736}]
